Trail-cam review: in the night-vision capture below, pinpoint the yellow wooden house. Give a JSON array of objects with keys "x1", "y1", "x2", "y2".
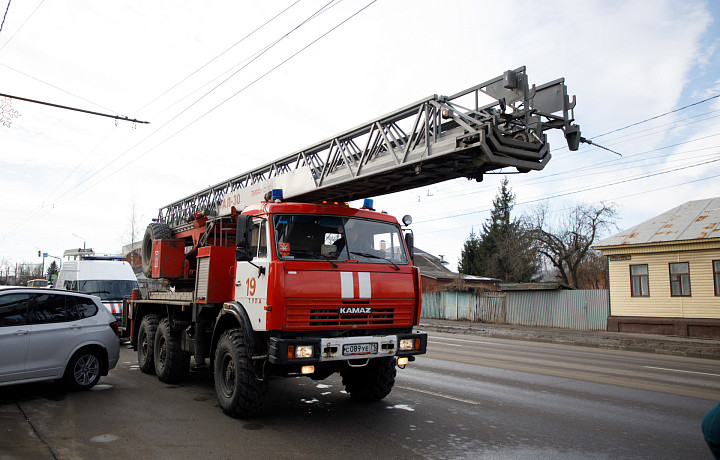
[{"x1": 594, "y1": 197, "x2": 720, "y2": 338}]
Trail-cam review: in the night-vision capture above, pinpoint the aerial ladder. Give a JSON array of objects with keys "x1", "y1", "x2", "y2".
[{"x1": 156, "y1": 66, "x2": 580, "y2": 233}]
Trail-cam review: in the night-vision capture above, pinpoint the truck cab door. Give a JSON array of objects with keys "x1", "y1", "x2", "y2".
[{"x1": 235, "y1": 217, "x2": 270, "y2": 331}]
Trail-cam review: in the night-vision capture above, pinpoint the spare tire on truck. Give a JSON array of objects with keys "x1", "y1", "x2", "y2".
[{"x1": 141, "y1": 222, "x2": 173, "y2": 277}]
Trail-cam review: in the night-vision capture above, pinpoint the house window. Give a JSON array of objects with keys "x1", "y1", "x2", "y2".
[
  {"x1": 669, "y1": 262, "x2": 691, "y2": 297},
  {"x1": 714, "y1": 260, "x2": 720, "y2": 296},
  {"x1": 630, "y1": 264, "x2": 649, "y2": 297}
]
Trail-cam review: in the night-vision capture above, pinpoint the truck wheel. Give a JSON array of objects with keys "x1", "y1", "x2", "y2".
[
  {"x1": 137, "y1": 314, "x2": 160, "y2": 374},
  {"x1": 340, "y1": 357, "x2": 397, "y2": 402},
  {"x1": 154, "y1": 318, "x2": 190, "y2": 383},
  {"x1": 141, "y1": 222, "x2": 173, "y2": 277},
  {"x1": 62, "y1": 348, "x2": 103, "y2": 390},
  {"x1": 214, "y1": 328, "x2": 267, "y2": 418}
]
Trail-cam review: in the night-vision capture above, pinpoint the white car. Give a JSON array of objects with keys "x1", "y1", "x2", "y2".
[{"x1": 0, "y1": 287, "x2": 120, "y2": 390}]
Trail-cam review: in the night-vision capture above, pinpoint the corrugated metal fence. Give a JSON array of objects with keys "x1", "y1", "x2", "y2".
[{"x1": 421, "y1": 290, "x2": 609, "y2": 331}]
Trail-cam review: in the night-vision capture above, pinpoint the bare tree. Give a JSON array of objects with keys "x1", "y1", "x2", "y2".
[
  {"x1": 575, "y1": 249, "x2": 608, "y2": 289},
  {"x1": 532, "y1": 202, "x2": 617, "y2": 288},
  {"x1": 123, "y1": 199, "x2": 144, "y2": 265}
]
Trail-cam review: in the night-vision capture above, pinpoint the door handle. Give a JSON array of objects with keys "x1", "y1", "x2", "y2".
[{"x1": 13, "y1": 329, "x2": 29, "y2": 335}]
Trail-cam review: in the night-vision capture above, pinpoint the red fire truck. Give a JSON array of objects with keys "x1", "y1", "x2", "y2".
[{"x1": 123, "y1": 67, "x2": 582, "y2": 417}]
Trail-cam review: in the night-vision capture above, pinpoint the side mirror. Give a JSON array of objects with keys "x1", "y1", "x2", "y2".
[
  {"x1": 404, "y1": 231, "x2": 414, "y2": 264},
  {"x1": 236, "y1": 215, "x2": 254, "y2": 262}
]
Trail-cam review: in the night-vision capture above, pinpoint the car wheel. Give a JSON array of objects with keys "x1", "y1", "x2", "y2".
[{"x1": 63, "y1": 349, "x2": 103, "y2": 390}]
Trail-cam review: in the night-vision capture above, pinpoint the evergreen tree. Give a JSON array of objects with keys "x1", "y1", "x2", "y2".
[
  {"x1": 47, "y1": 261, "x2": 59, "y2": 279},
  {"x1": 458, "y1": 177, "x2": 540, "y2": 282},
  {"x1": 458, "y1": 230, "x2": 482, "y2": 275}
]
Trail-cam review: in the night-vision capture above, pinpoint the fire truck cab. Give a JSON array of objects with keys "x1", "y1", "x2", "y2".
[{"x1": 233, "y1": 196, "x2": 426, "y2": 373}]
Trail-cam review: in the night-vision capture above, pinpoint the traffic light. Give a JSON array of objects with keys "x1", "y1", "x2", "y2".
[{"x1": 38, "y1": 250, "x2": 41, "y2": 257}]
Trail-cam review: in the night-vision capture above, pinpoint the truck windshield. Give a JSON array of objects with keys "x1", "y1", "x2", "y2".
[
  {"x1": 77, "y1": 280, "x2": 139, "y2": 301},
  {"x1": 273, "y1": 215, "x2": 408, "y2": 265}
]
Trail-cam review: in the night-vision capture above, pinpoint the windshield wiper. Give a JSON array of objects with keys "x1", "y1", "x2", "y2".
[
  {"x1": 350, "y1": 252, "x2": 400, "y2": 270},
  {"x1": 284, "y1": 250, "x2": 338, "y2": 268}
]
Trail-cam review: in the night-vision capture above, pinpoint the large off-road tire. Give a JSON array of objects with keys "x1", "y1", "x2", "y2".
[
  {"x1": 137, "y1": 314, "x2": 160, "y2": 374},
  {"x1": 154, "y1": 318, "x2": 190, "y2": 383},
  {"x1": 214, "y1": 328, "x2": 267, "y2": 418},
  {"x1": 340, "y1": 357, "x2": 397, "y2": 402},
  {"x1": 141, "y1": 222, "x2": 173, "y2": 277},
  {"x1": 62, "y1": 348, "x2": 103, "y2": 390}
]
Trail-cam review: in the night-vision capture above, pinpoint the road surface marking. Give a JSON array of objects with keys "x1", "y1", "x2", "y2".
[
  {"x1": 397, "y1": 385, "x2": 480, "y2": 405},
  {"x1": 643, "y1": 366, "x2": 720, "y2": 377},
  {"x1": 427, "y1": 340, "x2": 463, "y2": 347}
]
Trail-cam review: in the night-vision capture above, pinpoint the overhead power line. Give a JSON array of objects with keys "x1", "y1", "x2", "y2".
[
  {"x1": 0, "y1": 0, "x2": 44, "y2": 52},
  {"x1": 0, "y1": 92, "x2": 149, "y2": 124},
  {"x1": 136, "y1": 0, "x2": 303, "y2": 114},
  {"x1": 51, "y1": 0, "x2": 375, "y2": 205},
  {"x1": 0, "y1": 0, "x2": 11, "y2": 35},
  {"x1": 0, "y1": 0, "x2": 376, "y2": 240},
  {"x1": 590, "y1": 93, "x2": 720, "y2": 140},
  {"x1": 415, "y1": 154, "x2": 720, "y2": 224},
  {"x1": 0, "y1": 63, "x2": 119, "y2": 113}
]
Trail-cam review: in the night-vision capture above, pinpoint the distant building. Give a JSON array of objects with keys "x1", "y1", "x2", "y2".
[
  {"x1": 413, "y1": 248, "x2": 500, "y2": 292},
  {"x1": 594, "y1": 198, "x2": 720, "y2": 338}
]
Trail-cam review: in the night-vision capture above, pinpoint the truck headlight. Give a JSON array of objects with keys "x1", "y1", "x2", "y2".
[
  {"x1": 399, "y1": 338, "x2": 416, "y2": 351},
  {"x1": 294, "y1": 345, "x2": 314, "y2": 359}
]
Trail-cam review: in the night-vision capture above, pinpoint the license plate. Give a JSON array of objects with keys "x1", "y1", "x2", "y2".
[{"x1": 342, "y1": 343, "x2": 378, "y2": 356}]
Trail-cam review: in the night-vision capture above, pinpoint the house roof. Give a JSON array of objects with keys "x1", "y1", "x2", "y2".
[
  {"x1": 413, "y1": 248, "x2": 454, "y2": 277},
  {"x1": 499, "y1": 282, "x2": 573, "y2": 291},
  {"x1": 414, "y1": 248, "x2": 499, "y2": 282},
  {"x1": 595, "y1": 197, "x2": 720, "y2": 248}
]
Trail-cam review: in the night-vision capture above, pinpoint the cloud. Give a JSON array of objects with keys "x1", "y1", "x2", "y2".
[{"x1": 0, "y1": 0, "x2": 716, "y2": 270}]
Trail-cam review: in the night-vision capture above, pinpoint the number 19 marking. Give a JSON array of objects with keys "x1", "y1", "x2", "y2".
[{"x1": 246, "y1": 278, "x2": 256, "y2": 296}]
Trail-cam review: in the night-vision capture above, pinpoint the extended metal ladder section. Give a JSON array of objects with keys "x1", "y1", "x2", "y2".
[{"x1": 158, "y1": 66, "x2": 580, "y2": 230}]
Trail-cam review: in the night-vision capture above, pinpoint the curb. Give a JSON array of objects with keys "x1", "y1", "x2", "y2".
[{"x1": 418, "y1": 320, "x2": 720, "y2": 360}]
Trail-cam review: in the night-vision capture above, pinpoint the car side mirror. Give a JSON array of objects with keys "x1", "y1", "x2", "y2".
[{"x1": 236, "y1": 215, "x2": 254, "y2": 262}]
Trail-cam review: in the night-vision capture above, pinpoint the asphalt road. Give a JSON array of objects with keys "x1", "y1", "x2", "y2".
[{"x1": 2, "y1": 333, "x2": 718, "y2": 459}]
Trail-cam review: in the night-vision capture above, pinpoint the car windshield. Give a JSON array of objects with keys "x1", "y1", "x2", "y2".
[
  {"x1": 77, "y1": 280, "x2": 139, "y2": 301},
  {"x1": 273, "y1": 214, "x2": 408, "y2": 265}
]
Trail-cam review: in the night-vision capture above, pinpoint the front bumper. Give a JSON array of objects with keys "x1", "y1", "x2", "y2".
[{"x1": 267, "y1": 332, "x2": 427, "y2": 366}]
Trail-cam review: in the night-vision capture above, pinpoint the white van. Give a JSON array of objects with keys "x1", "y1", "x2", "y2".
[{"x1": 56, "y1": 248, "x2": 139, "y2": 324}]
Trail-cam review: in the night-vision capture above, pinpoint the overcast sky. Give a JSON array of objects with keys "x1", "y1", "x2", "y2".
[{"x1": 1, "y1": 0, "x2": 719, "y2": 271}]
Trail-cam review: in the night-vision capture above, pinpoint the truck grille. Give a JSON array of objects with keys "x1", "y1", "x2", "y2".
[{"x1": 284, "y1": 299, "x2": 415, "y2": 330}]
